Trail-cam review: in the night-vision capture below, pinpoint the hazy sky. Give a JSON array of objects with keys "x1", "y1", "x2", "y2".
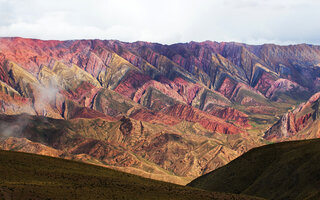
[{"x1": 0, "y1": 0, "x2": 319, "y2": 45}]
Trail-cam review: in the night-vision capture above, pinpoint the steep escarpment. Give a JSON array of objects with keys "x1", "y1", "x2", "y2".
[{"x1": 264, "y1": 92, "x2": 320, "y2": 141}]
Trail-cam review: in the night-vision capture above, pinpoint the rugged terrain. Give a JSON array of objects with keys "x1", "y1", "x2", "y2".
[
  {"x1": 0, "y1": 113, "x2": 259, "y2": 184},
  {"x1": 188, "y1": 139, "x2": 320, "y2": 200},
  {"x1": 0, "y1": 37, "x2": 320, "y2": 184},
  {"x1": 0, "y1": 150, "x2": 264, "y2": 200},
  {"x1": 264, "y1": 92, "x2": 320, "y2": 141}
]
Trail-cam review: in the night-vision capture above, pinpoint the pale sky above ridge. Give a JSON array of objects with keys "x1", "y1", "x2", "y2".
[{"x1": 0, "y1": 0, "x2": 319, "y2": 45}]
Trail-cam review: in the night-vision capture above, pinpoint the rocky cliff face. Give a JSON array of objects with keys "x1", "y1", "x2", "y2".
[
  {"x1": 264, "y1": 92, "x2": 320, "y2": 141},
  {"x1": 163, "y1": 103, "x2": 243, "y2": 135},
  {"x1": 0, "y1": 37, "x2": 320, "y2": 184}
]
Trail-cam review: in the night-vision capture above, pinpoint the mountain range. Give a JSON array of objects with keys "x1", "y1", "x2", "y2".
[{"x1": 0, "y1": 37, "x2": 320, "y2": 185}]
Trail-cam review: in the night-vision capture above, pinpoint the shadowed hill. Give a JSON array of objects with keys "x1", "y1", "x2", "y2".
[
  {"x1": 0, "y1": 150, "x2": 264, "y2": 200},
  {"x1": 188, "y1": 139, "x2": 320, "y2": 200}
]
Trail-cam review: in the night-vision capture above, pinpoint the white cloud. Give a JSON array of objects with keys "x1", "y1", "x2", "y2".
[{"x1": 0, "y1": 0, "x2": 319, "y2": 45}]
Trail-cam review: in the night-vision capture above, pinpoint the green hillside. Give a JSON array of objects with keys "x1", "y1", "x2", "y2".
[
  {"x1": 0, "y1": 150, "x2": 263, "y2": 200},
  {"x1": 188, "y1": 139, "x2": 320, "y2": 200}
]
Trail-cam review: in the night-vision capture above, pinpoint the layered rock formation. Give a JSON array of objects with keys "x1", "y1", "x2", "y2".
[
  {"x1": 264, "y1": 92, "x2": 320, "y2": 141},
  {"x1": 0, "y1": 37, "x2": 320, "y2": 184},
  {"x1": 0, "y1": 114, "x2": 256, "y2": 185}
]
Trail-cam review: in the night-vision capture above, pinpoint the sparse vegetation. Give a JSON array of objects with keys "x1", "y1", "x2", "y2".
[
  {"x1": 0, "y1": 150, "x2": 263, "y2": 200},
  {"x1": 188, "y1": 139, "x2": 320, "y2": 200}
]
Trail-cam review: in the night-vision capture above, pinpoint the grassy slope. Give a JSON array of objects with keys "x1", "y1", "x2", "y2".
[
  {"x1": 188, "y1": 139, "x2": 320, "y2": 200},
  {"x1": 0, "y1": 150, "x2": 263, "y2": 200}
]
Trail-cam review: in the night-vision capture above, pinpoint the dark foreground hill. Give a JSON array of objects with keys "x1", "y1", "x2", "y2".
[
  {"x1": 188, "y1": 139, "x2": 320, "y2": 200},
  {"x1": 0, "y1": 150, "x2": 263, "y2": 200}
]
